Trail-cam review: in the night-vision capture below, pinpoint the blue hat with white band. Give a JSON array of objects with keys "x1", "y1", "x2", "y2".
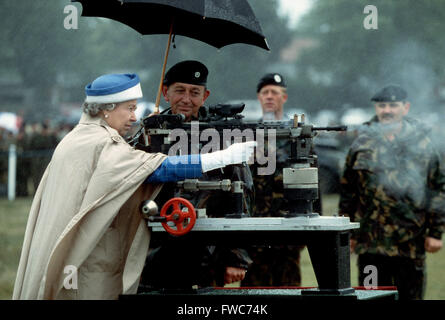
[{"x1": 85, "y1": 73, "x2": 143, "y2": 104}]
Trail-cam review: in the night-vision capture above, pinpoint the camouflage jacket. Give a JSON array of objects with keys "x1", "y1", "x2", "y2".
[
  {"x1": 251, "y1": 138, "x2": 290, "y2": 217},
  {"x1": 339, "y1": 116, "x2": 445, "y2": 259},
  {"x1": 251, "y1": 135, "x2": 322, "y2": 216}
]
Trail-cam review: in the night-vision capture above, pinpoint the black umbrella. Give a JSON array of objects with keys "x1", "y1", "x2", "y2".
[{"x1": 74, "y1": 0, "x2": 270, "y2": 112}]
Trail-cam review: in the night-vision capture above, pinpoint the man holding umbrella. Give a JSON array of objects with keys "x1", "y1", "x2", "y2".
[
  {"x1": 160, "y1": 60, "x2": 210, "y2": 121},
  {"x1": 139, "y1": 60, "x2": 253, "y2": 290}
]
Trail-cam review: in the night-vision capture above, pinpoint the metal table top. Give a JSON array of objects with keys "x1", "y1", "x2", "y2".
[{"x1": 148, "y1": 216, "x2": 360, "y2": 232}]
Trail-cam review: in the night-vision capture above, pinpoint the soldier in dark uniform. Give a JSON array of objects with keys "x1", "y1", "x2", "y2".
[
  {"x1": 339, "y1": 85, "x2": 445, "y2": 299},
  {"x1": 140, "y1": 61, "x2": 252, "y2": 290},
  {"x1": 242, "y1": 73, "x2": 306, "y2": 287},
  {"x1": 159, "y1": 61, "x2": 255, "y2": 217}
]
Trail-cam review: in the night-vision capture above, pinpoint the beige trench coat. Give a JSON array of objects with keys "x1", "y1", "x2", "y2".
[{"x1": 13, "y1": 113, "x2": 167, "y2": 300}]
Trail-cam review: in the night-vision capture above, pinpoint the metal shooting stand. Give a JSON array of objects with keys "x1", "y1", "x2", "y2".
[{"x1": 124, "y1": 107, "x2": 398, "y2": 301}]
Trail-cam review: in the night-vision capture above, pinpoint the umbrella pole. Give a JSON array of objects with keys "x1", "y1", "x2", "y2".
[{"x1": 154, "y1": 22, "x2": 174, "y2": 114}]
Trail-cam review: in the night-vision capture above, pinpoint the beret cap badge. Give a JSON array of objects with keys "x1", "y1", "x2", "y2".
[{"x1": 257, "y1": 73, "x2": 287, "y2": 93}]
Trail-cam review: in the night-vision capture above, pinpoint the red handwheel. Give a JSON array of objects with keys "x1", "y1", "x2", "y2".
[{"x1": 160, "y1": 197, "x2": 196, "y2": 236}]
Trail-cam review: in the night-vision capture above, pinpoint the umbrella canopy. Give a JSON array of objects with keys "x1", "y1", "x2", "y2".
[
  {"x1": 74, "y1": 0, "x2": 270, "y2": 112},
  {"x1": 74, "y1": 0, "x2": 269, "y2": 50}
]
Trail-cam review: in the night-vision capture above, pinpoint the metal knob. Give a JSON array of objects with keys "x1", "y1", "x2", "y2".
[{"x1": 140, "y1": 200, "x2": 158, "y2": 218}]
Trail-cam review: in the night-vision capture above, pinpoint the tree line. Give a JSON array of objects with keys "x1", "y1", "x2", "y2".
[{"x1": 1, "y1": 0, "x2": 445, "y2": 122}]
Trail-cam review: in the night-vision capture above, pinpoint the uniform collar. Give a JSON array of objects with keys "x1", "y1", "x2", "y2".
[{"x1": 362, "y1": 116, "x2": 425, "y2": 144}]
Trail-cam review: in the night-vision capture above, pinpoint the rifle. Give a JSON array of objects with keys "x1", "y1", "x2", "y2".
[{"x1": 129, "y1": 103, "x2": 346, "y2": 217}]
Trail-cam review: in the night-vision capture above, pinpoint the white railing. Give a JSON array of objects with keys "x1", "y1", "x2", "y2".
[{"x1": 8, "y1": 144, "x2": 16, "y2": 201}]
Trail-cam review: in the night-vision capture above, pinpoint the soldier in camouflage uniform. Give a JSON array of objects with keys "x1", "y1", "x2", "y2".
[
  {"x1": 244, "y1": 138, "x2": 305, "y2": 286},
  {"x1": 242, "y1": 73, "x2": 312, "y2": 287},
  {"x1": 339, "y1": 85, "x2": 445, "y2": 300},
  {"x1": 140, "y1": 61, "x2": 252, "y2": 290}
]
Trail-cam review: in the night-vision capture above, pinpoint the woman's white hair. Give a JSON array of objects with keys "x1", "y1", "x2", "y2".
[{"x1": 82, "y1": 101, "x2": 116, "y2": 116}]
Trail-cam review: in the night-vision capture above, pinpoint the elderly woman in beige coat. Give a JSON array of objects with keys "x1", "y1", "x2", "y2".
[{"x1": 13, "y1": 73, "x2": 255, "y2": 300}]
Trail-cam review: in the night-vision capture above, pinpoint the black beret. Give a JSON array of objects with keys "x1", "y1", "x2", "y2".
[
  {"x1": 257, "y1": 73, "x2": 287, "y2": 93},
  {"x1": 371, "y1": 85, "x2": 408, "y2": 102},
  {"x1": 163, "y1": 60, "x2": 208, "y2": 87}
]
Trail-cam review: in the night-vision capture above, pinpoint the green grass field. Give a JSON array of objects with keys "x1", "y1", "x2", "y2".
[{"x1": 1, "y1": 195, "x2": 444, "y2": 299}]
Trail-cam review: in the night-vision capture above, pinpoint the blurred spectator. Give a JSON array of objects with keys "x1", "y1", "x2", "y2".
[
  {"x1": 56, "y1": 122, "x2": 74, "y2": 142},
  {"x1": 29, "y1": 121, "x2": 59, "y2": 193},
  {"x1": 15, "y1": 125, "x2": 32, "y2": 197},
  {"x1": 0, "y1": 117, "x2": 75, "y2": 197},
  {"x1": 0, "y1": 128, "x2": 8, "y2": 195}
]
